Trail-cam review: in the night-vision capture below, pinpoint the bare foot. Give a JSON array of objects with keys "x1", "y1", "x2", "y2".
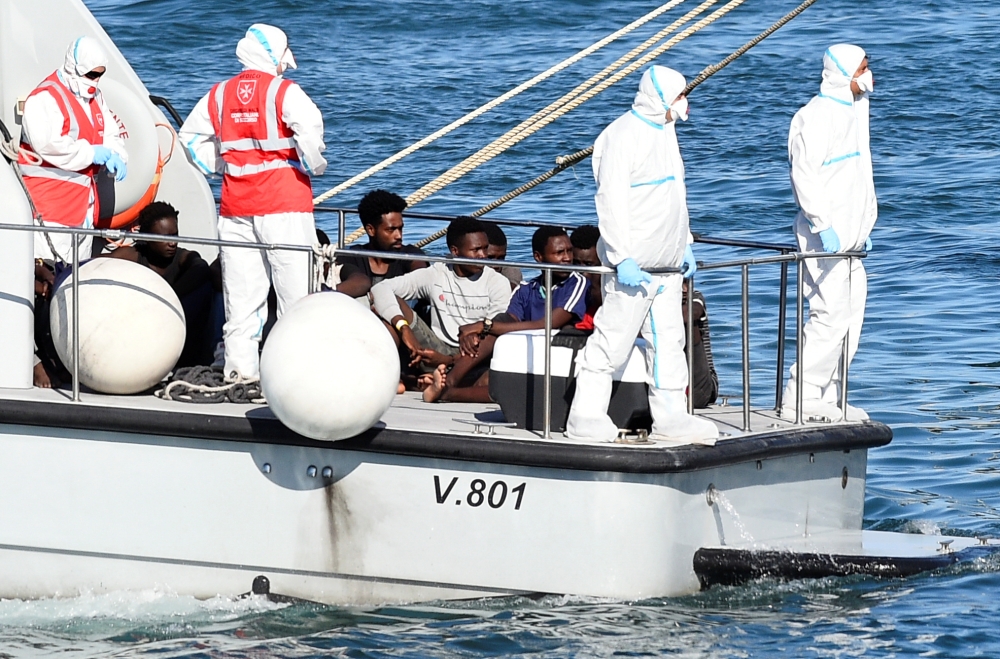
[
  {"x1": 33, "y1": 362, "x2": 51, "y2": 388},
  {"x1": 422, "y1": 364, "x2": 448, "y2": 403},
  {"x1": 396, "y1": 381, "x2": 406, "y2": 395},
  {"x1": 415, "y1": 373, "x2": 434, "y2": 392}
]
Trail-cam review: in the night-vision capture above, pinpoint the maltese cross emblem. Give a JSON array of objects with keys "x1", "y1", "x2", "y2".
[{"x1": 236, "y1": 80, "x2": 257, "y2": 104}]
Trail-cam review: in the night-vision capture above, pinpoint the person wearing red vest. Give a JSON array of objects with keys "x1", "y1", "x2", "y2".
[
  {"x1": 180, "y1": 24, "x2": 328, "y2": 382},
  {"x1": 19, "y1": 36, "x2": 128, "y2": 263}
]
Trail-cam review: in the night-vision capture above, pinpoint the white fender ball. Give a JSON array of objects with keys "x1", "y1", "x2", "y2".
[
  {"x1": 50, "y1": 259, "x2": 186, "y2": 394},
  {"x1": 260, "y1": 292, "x2": 400, "y2": 441}
]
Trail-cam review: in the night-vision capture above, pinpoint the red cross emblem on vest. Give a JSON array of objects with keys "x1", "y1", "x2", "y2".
[{"x1": 237, "y1": 80, "x2": 257, "y2": 104}]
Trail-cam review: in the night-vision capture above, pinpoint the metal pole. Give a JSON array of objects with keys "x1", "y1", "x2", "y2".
[
  {"x1": 543, "y1": 268, "x2": 553, "y2": 439},
  {"x1": 775, "y1": 256, "x2": 789, "y2": 410},
  {"x1": 337, "y1": 210, "x2": 346, "y2": 249},
  {"x1": 840, "y1": 256, "x2": 852, "y2": 421},
  {"x1": 686, "y1": 273, "x2": 695, "y2": 415},
  {"x1": 742, "y1": 264, "x2": 751, "y2": 432},
  {"x1": 71, "y1": 239, "x2": 80, "y2": 403},
  {"x1": 308, "y1": 249, "x2": 316, "y2": 294},
  {"x1": 795, "y1": 258, "x2": 804, "y2": 425},
  {"x1": 840, "y1": 327, "x2": 849, "y2": 422}
]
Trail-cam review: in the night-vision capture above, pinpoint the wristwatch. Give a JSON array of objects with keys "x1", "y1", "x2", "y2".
[{"x1": 479, "y1": 317, "x2": 493, "y2": 339}]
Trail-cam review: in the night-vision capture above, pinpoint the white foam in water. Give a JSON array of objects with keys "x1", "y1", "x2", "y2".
[
  {"x1": 712, "y1": 490, "x2": 756, "y2": 544},
  {"x1": 900, "y1": 519, "x2": 942, "y2": 536},
  {"x1": 0, "y1": 588, "x2": 289, "y2": 628}
]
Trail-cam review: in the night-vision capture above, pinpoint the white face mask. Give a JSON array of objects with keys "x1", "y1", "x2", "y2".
[
  {"x1": 64, "y1": 73, "x2": 98, "y2": 100},
  {"x1": 668, "y1": 96, "x2": 689, "y2": 122},
  {"x1": 854, "y1": 69, "x2": 874, "y2": 94}
]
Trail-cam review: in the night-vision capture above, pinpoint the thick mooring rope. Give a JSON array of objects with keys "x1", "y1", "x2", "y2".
[
  {"x1": 339, "y1": 0, "x2": 727, "y2": 247},
  {"x1": 311, "y1": 0, "x2": 688, "y2": 207},
  {"x1": 413, "y1": 146, "x2": 594, "y2": 248},
  {"x1": 410, "y1": 0, "x2": 820, "y2": 248},
  {"x1": 403, "y1": 0, "x2": 747, "y2": 209}
]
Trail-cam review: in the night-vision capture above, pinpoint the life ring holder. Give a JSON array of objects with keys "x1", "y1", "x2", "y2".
[{"x1": 98, "y1": 121, "x2": 176, "y2": 232}]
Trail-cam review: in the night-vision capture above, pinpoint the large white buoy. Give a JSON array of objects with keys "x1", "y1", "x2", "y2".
[
  {"x1": 261, "y1": 293, "x2": 400, "y2": 441},
  {"x1": 50, "y1": 259, "x2": 186, "y2": 394}
]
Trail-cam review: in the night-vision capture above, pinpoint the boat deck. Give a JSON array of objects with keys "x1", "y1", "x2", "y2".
[
  {"x1": 1, "y1": 385, "x2": 845, "y2": 446},
  {"x1": 0, "y1": 385, "x2": 892, "y2": 473}
]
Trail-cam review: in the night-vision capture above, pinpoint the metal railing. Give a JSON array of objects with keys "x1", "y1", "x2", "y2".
[{"x1": 1, "y1": 215, "x2": 864, "y2": 439}]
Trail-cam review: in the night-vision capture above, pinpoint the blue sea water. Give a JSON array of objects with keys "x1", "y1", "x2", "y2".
[{"x1": 3, "y1": 0, "x2": 1000, "y2": 655}]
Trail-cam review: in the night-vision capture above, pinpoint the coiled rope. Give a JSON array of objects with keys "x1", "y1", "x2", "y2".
[
  {"x1": 156, "y1": 366, "x2": 265, "y2": 404},
  {"x1": 412, "y1": 0, "x2": 820, "y2": 248},
  {"x1": 311, "y1": 0, "x2": 688, "y2": 208}
]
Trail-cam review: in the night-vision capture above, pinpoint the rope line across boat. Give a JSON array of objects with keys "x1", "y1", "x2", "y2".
[
  {"x1": 401, "y1": 0, "x2": 746, "y2": 211},
  {"x1": 337, "y1": 0, "x2": 725, "y2": 246},
  {"x1": 311, "y1": 0, "x2": 688, "y2": 207},
  {"x1": 411, "y1": 0, "x2": 820, "y2": 248},
  {"x1": 413, "y1": 146, "x2": 594, "y2": 248}
]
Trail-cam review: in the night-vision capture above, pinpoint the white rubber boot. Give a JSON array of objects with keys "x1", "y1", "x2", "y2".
[
  {"x1": 648, "y1": 389, "x2": 719, "y2": 446},
  {"x1": 781, "y1": 379, "x2": 844, "y2": 421},
  {"x1": 564, "y1": 369, "x2": 619, "y2": 443},
  {"x1": 820, "y1": 381, "x2": 869, "y2": 421}
]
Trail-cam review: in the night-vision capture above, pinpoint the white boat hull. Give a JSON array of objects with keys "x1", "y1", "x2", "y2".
[{"x1": 0, "y1": 419, "x2": 871, "y2": 604}]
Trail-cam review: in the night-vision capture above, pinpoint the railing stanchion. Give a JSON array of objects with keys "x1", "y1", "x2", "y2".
[
  {"x1": 840, "y1": 329, "x2": 849, "y2": 422},
  {"x1": 543, "y1": 268, "x2": 553, "y2": 439},
  {"x1": 775, "y1": 254, "x2": 789, "y2": 411},
  {"x1": 308, "y1": 249, "x2": 316, "y2": 294},
  {"x1": 71, "y1": 237, "x2": 80, "y2": 403},
  {"x1": 840, "y1": 256, "x2": 852, "y2": 421},
  {"x1": 742, "y1": 264, "x2": 751, "y2": 432},
  {"x1": 337, "y1": 210, "x2": 346, "y2": 249},
  {"x1": 795, "y1": 258, "x2": 804, "y2": 425},
  {"x1": 686, "y1": 273, "x2": 695, "y2": 415}
]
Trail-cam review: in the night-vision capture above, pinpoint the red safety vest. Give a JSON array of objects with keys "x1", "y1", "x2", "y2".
[
  {"x1": 18, "y1": 72, "x2": 104, "y2": 226},
  {"x1": 208, "y1": 71, "x2": 313, "y2": 217}
]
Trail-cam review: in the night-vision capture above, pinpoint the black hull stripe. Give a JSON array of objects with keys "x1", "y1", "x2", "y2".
[{"x1": 0, "y1": 399, "x2": 891, "y2": 474}]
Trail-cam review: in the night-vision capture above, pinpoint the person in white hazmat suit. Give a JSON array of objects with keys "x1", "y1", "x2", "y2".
[
  {"x1": 565, "y1": 65, "x2": 718, "y2": 444},
  {"x1": 179, "y1": 24, "x2": 327, "y2": 381},
  {"x1": 780, "y1": 44, "x2": 877, "y2": 421},
  {"x1": 19, "y1": 36, "x2": 128, "y2": 263}
]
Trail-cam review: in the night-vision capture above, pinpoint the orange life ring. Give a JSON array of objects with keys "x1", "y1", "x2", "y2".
[
  {"x1": 95, "y1": 155, "x2": 163, "y2": 229},
  {"x1": 96, "y1": 122, "x2": 176, "y2": 230}
]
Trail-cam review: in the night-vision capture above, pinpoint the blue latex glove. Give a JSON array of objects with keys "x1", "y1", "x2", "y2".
[
  {"x1": 819, "y1": 227, "x2": 841, "y2": 253},
  {"x1": 104, "y1": 153, "x2": 127, "y2": 182},
  {"x1": 91, "y1": 145, "x2": 113, "y2": 165},
  {"x1": 865, "y1": 236, "x2": 872, "y2": 251},
  {"x1": 616, "y1": 258, "x2": 652, "y2": 287},
  {"x1": 681, "y1": 245, "x2": 697, "y2": 279}
]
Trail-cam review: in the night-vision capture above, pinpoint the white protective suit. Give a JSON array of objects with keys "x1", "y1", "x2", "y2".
[
  {"x1": 565, "y1": 66, "x2": 718, "y2": 443},
  {"x1": 178, "y1": 24, "x2": 328, "y2": 380},
  {"x1": 21, "y1": 37, "x2": 127, "y2": 262},
  {"x1": 782, "y1": 44, "x2": 877, "y2": 419}
]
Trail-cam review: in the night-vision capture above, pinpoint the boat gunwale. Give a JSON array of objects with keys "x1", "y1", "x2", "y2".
[{"x1": 0, "y1": 398, "x2": 891, "y2": 474}]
